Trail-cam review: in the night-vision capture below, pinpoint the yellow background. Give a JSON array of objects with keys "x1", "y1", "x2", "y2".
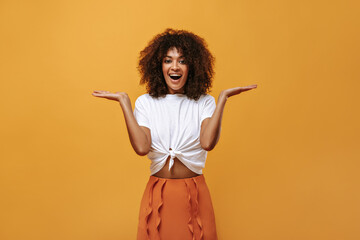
[{"x1": 1, "y1": 0, "x2": 359, "y2": 239}]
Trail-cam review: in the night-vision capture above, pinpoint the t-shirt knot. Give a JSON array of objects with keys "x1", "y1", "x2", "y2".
[{"x1": 168, "y1": 149, "x2": 182, "y2": 170}]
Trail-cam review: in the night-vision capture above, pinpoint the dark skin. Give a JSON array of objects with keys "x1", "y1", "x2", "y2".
[
  {"x1": 154, "y1": 85, "x2": 257, "y2": 178},
  {"x1": 93, "y1": 47, "x2": 257, "y2": 179},
  {"x1": 92, "y1": 85, "x2": 257, "y2": 179}
]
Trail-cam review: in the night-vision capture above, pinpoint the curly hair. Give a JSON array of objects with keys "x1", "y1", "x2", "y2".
[{"x1": 137, "y1": 28, "x2": 215, "y2": 100}]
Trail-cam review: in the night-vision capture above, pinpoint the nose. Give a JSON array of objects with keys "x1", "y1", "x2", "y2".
[{"x1": 171, "y1": 61, "x2": 180, "y2": 70}]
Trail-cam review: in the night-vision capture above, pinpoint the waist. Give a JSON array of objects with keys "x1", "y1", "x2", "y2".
[{"x1": 152, "y1": 156, "x2": 201, "y2": 179}]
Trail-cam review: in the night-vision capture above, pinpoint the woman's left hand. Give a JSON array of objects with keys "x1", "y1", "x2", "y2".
[{"x1": 219, "y1": 84, "x2": 257, "y2": 102}]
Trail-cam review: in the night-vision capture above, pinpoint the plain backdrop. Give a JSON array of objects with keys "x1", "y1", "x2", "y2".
[{"x1": 0, "y1": 0, "x2": 359, "y2": 239}]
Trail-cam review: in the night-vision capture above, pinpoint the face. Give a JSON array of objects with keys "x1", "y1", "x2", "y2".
[{"x1": 162, "y1": 47, "x2": 189, "y2": 94}]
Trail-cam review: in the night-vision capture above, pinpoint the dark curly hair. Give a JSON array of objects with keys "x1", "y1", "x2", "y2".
[{"x1": 137, "y1": 28, "x2": 215, "y2": 100}]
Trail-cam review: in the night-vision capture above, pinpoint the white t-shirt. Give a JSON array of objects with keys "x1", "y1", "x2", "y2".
[{"x1": 133, "y1": 93, "x2": 216, "y2": 175}]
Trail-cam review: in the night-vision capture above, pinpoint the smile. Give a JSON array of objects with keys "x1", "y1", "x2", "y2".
[{"x1": 169, "y1": 74, "x2": 182, "y2": 80}]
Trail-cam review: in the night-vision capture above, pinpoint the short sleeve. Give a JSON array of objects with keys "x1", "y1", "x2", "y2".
[
  {"x1": 200, "y1": 95, "x2": 216, "y2": 123},
  {"x1": 133, "y1": 96, "x2": 150, "y2": 129}
]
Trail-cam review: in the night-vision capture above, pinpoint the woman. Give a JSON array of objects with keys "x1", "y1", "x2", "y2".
[{"x1": 92, "y1": 28, "x2": 257, "y2": 240}]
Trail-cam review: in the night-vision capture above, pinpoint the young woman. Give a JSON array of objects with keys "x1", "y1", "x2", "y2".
[{"x1": 92, "y1": 28, "x2": 257, "y2": 240}]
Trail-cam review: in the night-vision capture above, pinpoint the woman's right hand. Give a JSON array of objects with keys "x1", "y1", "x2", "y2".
[
  {"x1": 92, "y1": 90, "x2": 151, "y2": 155},
  {"x1": 92, "y1": 90, "x2": 130, "y2": 106}
]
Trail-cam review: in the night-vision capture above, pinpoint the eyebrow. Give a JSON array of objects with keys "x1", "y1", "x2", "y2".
[{"x1": 165, "y1": 55, "x2": 185, "y2": 58}]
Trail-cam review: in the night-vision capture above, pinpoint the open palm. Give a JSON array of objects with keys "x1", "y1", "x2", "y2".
[
  {"x1": 220, "y1": 84, "x2": 257, "y2": 100},
  {"x1": 92, "y1": 90, "x2": 126, "y2": 101}
]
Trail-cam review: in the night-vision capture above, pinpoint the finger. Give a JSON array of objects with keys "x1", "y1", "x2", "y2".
[
  {"x1": 93, "y1": 90, "x2": 108, "y2": 95},
  {"x1": 226, "y1": 87, "x2": 254, "y2": 97},
  {"x1": 240, "y1": 85, "x2": 257, "y2": 90},
  {"x1": 93, "y1": 90, "x2": 110, "y2": 93},
  {"x1": 238, "y1": 85, "x2": 257, "y2": 91},
  {"x1": 240, "y1": 87, "x2": 253, "y2": 91},
  {"x1": 236, "y1": 88, "x2": 253, "y2": 94},
  {"x1": 92, "y1": 92, "x2": 106, "y2": 97}
]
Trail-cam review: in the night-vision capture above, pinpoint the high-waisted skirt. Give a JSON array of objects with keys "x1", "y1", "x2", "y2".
[{"x1": 137, "y1": 174, "x2": 218, "y2": 240}]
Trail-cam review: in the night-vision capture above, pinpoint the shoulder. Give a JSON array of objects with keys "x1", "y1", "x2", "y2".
[
  {"x1": 135, "y1": 93, "x2": 152, "y2": 104},
  {"x1": 134, "y1": 94, "x2": 151, "y2": 111},
  {"x1": 135, "y1": 93, "x2": 150, "y2": 100},
  {"x1": 135, "y1": 93, "x2": 164, "y2": 109},
  {"x1": 198, "y1": 94, "x2": 215, "y2": 104}
]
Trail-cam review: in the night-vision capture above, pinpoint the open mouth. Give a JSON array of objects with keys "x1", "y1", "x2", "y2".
[{"x1": 169, "y1": 74, "x2": 182, "y2": 80}]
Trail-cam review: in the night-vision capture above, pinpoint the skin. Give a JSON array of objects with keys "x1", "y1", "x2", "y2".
[
  {"x1": 92, "y1": 48, "x2": 257, "y2": 179},
  {"x1": 162, "y1": 47, "x2": 188, "y2": 94}
]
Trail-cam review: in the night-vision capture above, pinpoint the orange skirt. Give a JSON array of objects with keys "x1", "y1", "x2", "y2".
[{"x1": 137, "y1": 174, "x2": 218, "y2": 240}]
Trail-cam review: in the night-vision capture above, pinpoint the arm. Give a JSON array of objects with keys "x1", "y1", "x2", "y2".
[
  {"x1": 200, "y1": 96, "x2": 225, "y2": 151},
  {"x1": 200, "y1": 85, "x2": 257, "y2": 151},
  {"x1": 92, "y1": 90, "x2": 151, "y2": 156}
]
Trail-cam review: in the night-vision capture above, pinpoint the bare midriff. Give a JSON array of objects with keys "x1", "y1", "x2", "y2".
[{"x1": 152, "y1": 155, "x2": 201, "y2": 179}]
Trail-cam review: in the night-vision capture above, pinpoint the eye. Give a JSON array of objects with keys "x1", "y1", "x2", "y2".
[
  {"x1": 164, "y1": 59, "x2": 172, "y2": 63},
  {"x1": 179, "y1": 60, "x2": 186, "y2": 64}
]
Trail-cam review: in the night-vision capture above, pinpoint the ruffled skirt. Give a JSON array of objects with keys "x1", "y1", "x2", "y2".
[{"x1": 137, "y1": 174, "x2": 218, "y2": 240}]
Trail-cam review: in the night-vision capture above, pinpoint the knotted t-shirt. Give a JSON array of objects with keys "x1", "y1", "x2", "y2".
[{"x1": 133, "y1": 93, "x2": 216, "y2": 175}]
